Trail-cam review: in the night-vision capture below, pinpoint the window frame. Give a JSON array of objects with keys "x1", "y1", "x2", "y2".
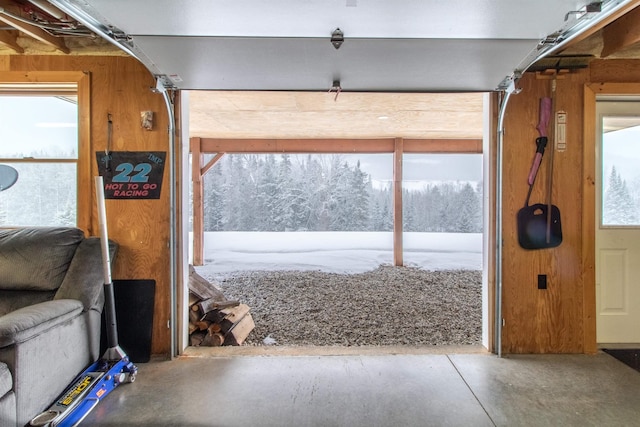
[{"x1": 0, "y1": 72, "x2": 91, "y2": 232}]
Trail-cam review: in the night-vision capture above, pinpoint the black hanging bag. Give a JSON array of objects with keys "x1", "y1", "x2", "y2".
[{"x1": 517, "y1": 96, "x2": 562, "y2": 250}]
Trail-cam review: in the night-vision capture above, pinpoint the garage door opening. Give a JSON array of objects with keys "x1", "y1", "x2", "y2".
[
  {"x1": 186, "y1": 91, "x2": 487, "y2": 350},
  {"x1": 190, "y1": 152, "x2": 483, "y2": 347}
]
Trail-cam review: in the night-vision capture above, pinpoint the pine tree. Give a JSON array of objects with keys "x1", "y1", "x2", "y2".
[
  {"x1": 369, "y1": 197, "x2": 383, "y2": 231},
  {"x1": 604, "y1": 166, "x2": 638, "y2": 225},
  {"x1": 221, "y1": 155, "x2": 257, "y2": 230},
  {"x1": 379, "y1": 187, "x2": 393, "y2": 231},
  {"x1": 299, "y1": 155, "x2": 324, "y2": 230},
  {"x1": 0, "y1": 191, "x2": 10, "y2": 225},
  {"x1": 327, "y1": 158, "x2": 352, "y2": 231},
  {"x1": 253, "y1": 155, "x2": 279, "y2": 230},
  {"x1": 276, "y1": 154, "x2": 309, "y2": 231},
  {"x1": 455, "y1": 183, "x2": 481, "y2": 232},
  {"x1": 403, "y1": 190, "x2": 416, "y2": 232},
  {"x1": 350, "y1": 160, "x2": 370, "y2": 231},
  {"x1": 200, "y1": 153, "x2": 484, "y2": 235},
  {"x1": 203, "y1": 157, "x2": 224, "y2": 231},
  {"x1": 427, "y1": 185, "x2": 445, "y2": 232},
  {"x1": 619, "y1": 180, "x2": 638, "y2": 224}
]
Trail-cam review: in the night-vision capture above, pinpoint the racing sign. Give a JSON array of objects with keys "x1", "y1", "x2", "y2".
[{"x1": 96, "y1": 151, "x2": 166, "y2": 199}]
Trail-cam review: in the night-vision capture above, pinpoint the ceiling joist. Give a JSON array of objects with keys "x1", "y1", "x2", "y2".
[
  {"x1": 601, "y1": 4, "x2": 640, "y2": 57},
  {"x1": 0, "y1": 28, "x2": 22, "y2": 53},
  {"x1": 0, "y1": 7, "x2": 70, "y2": 53}
]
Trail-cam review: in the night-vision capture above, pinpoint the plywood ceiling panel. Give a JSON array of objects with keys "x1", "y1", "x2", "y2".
[{"x1": 188, "y1": 91, "x2": 483, "y2": 139}]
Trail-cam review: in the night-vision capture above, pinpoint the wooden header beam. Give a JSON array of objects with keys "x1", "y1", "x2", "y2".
[{"x1": 193, "y1": 137, "x2": 483, "y2": 154}]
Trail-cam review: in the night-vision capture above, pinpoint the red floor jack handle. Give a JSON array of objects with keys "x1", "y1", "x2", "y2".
[{"x1": 29, "y1": 176, "x2": 138, "y2": 427}]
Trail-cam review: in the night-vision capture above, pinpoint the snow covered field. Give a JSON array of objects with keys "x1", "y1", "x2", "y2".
[{"x1": 194, "y1": 231, "x2": 482, "y2": 275}]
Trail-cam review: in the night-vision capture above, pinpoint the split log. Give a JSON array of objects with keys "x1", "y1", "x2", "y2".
[
  {"x1": 224, "y1": 313, "x2": 255, "y2": 346},
  {"x1": 188, "y1": 265, "x2": 226, "y2": 301},
  {"x1": 203, "y1": 303, "x2": 251, "y2": 333},
  {"x1": 186, "y1": 273, "x2": 254, "y2": 346},
  {"x1": 188, "y1": 292, "x2": 200, "y2": 307},
  {"x1": 188, "y1": 322, "x2": 198, "y2": 334},
  {"x1": 194, "y1": 320, "x2": 212, "y2": 331},
  {"x1": 190, "y1": 331, "x2": 206, "y2": 346},
  {"x1": 202, "y1": 331, "x2": 225, "y2": 347},
  {"x1": 188, "y1": 306, "x2": 202, "y2": 324},
  {"x1": 197, "y1": 298, "x2": 240, "y2": 314},
  {"x1": 208, "y1": 323, "x2": 222, "y2": 334},
  {"x1": 222, "y1": 303, "x2": 251, "y2": 324}
]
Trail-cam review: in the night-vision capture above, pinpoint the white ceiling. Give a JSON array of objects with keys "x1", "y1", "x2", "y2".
[
  {"x1": 64, "y1": 0, "x2": 584, "y2": 39},
  {"x1": 56, "y1": 0, "x2": 623, "y2": 92}
]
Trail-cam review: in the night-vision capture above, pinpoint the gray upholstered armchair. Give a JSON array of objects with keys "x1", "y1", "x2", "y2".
[{"x1": 0, "y1": 227, "x2": 116, "y2": 427}]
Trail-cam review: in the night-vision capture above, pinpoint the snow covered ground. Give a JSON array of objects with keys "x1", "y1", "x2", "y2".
[{"x1": 194, "y1": 231, "x2": 482, "y2": 275}]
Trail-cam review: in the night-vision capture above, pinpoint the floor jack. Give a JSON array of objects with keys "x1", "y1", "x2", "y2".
[{"x1": 29, "y1": 176, "x2": 138, "y2": 427}]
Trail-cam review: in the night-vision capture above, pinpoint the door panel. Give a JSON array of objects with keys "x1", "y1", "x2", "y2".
[{"x1": 596, "y1": 100, "x2": 640, "y2": 345}]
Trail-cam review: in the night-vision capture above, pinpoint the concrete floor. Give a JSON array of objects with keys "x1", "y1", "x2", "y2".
[{"x1": 83, "y1": 347, "x2": 640, "y2": 427}]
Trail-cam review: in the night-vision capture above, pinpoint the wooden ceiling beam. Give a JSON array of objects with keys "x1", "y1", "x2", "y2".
[
  {"x1": 601, "y1": 4, "x2": 640, "y2": 57},
  {"x1": 404, "y1": 138, "x2": 482, "y2": 153},
  {"x1": 0, "y1": 7, "x2": 69, "y2": 53},
  {"x1": 195, "y1": 138, "x2": 483, "y2": 154},
  {"x1": 0, "y1": 29, "x2": 23, "y2": 53},
  {"x1": 563, "y1": 0, "x2": 640, "y2": 51},
  {"x1": 199, "y1": 138, "x2": 397, "y2": 154}
]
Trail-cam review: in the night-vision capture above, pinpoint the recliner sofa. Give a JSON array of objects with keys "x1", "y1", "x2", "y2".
[{"x1": 0, "y1": 227, "x2": 116, "y2": 427}]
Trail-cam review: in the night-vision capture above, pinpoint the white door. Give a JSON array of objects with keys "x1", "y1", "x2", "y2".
[{"x1": 596, "y1": 99, "x2": 640, "y2": 345}]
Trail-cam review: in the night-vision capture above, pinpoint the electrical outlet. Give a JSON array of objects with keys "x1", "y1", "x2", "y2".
[{"x1": 538, "y1": 274, "x2": 547, "y2": 290}]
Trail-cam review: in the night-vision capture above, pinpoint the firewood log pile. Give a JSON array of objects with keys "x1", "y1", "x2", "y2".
[{"x1": 188, "y1": 265, "x2": 255, "y2": 346}]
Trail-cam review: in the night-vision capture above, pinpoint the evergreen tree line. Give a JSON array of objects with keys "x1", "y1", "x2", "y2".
[
  {"x1": 202, "y1": 154, "x2": 482, "y2": 233},
  {"x1": 0, "y1": 162, "x2": 76, "y2": 227},
  {"x1": 603, "y1": 165, "x2": 640, "y2": 225}
]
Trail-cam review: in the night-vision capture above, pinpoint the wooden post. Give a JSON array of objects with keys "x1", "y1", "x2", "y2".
[
  {"x1": 189, "y1": 142, "x2": 225, "y2": 267},
  {"x1": 393, "y1": 137, "x2": 403, "y2": 267},
  {"x1": 190, "y1": 137, "x2": 204, "y2": 266}
]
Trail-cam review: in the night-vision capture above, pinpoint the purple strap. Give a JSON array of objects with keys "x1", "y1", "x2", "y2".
[
  {"x1": 527, "y1": 97, "x2": 552, "y2": 186},
  {"x1": 536, "y1": 97, "x2": 552, "y2": 138}
]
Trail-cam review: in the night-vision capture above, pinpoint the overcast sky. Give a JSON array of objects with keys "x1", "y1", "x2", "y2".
[
  {"x1": 361, "y1": 153, "x2": 483, "y2": 182},
  {"x1": 0, "y1": 96, "x2": 77, "y2": 157},
  {"x1": 602, "y1": 124, "x2": 640, "y2": 187}
]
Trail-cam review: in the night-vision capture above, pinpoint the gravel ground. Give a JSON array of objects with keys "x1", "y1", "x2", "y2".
[{"x1": 198, "y1": 265, "x2": 482, "y2": 347}]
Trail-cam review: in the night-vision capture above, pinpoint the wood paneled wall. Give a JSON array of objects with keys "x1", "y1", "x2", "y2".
[
  {"x1": 502, "y1": 70, "x2": 588, "y2": 353},
  {"x1": 3, "y1": 53, "x2": 639, "y2": 356},
  {"x1": 501, "y1": 60, "x2": 640, "y2": 354},
  {"x1": 1, "y1": 56, "x2": 171, "y2": 356}
]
